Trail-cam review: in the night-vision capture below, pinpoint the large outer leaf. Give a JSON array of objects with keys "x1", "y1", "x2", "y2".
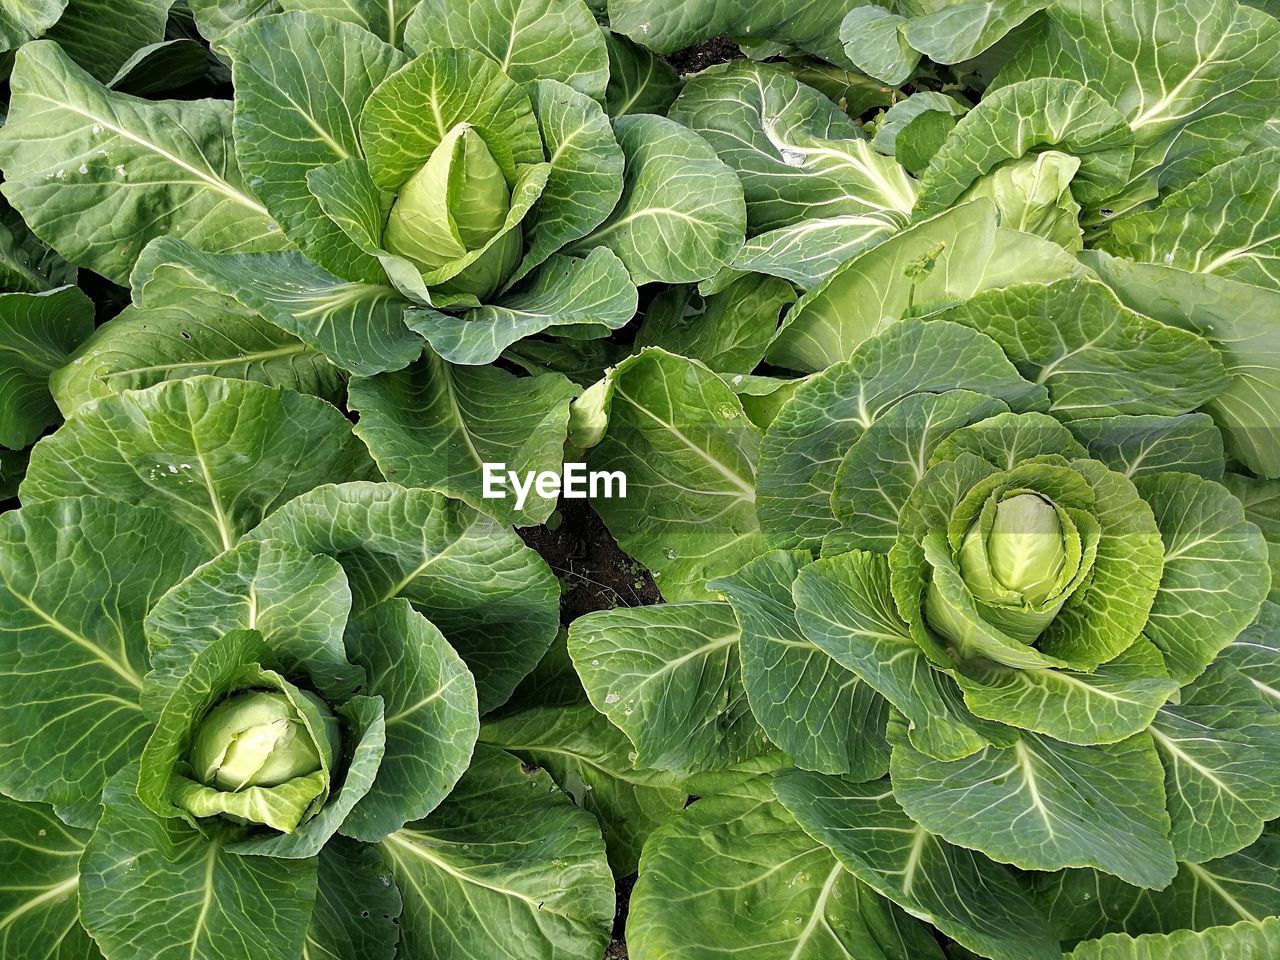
[
  {"x1": 224, "y1": 12, "x2": 406, "y2": 283},
  {"x1": 1226, "y1": 490, "x2": 1280, "y2": 606},
  {"x1": 998, "y1": 0, "x2": 1280, "y2": 217},
  {"x1": 247, "y1": 482, "x2": 561, "y2": 712},
  {"x1": 670, "y1": 61, "x2": 916, "y2": 234},
  {"x1": 1029, "y1": 832, "x2": 1280, "y2": 945},
  {"x1": 0, "y1": 795, "x2": 100, "y2": 960},
  {"x1": 1223, "y1": 483, "x2": 1280, "y2": 604},
  {"x1": 1137, "y1": 472, "x2": 1270, "y2": 684},
  {"x1": 279, "y1": 0, "x2": 419, "y2": 46},
  {"x1": 774, "y1": 770, "x2": 1059, "y2": 960},
  {"x1": 186, "y1": 0, "x2": 278, "y2": 48},
  {"x1": 105, "y1": 38, "x2": 211, "y2": 98},
  {"x1": 1067, "y1": 414, "x2": 1226, "y2": 481},
  {"x1": 517, "y1": 80, "x2": 626, "y2": 280},
  {"x1": 871, "y1": 92, "x2": 969, "y2": 167},
  {"x1": 479, "y1": 703, "x2": 687, "y2": 875},
  {"x1": 1083, "y1": 251, "x2": 1280, "y2": 479},
  {"x1": 132, "y1": 238, "x2": 422, "y2": 378},
  {"x1": 0, "y1": 203, "x2": 77, "y2": 293},
  {"x1": 926, "y1": 409, "x2": 1087, "y2": 473},
  {"x1": 409, "y1": 248, "x2": 637, "y2": 365},
  {"x1": 303, "y1": 155, "x2": 439, "y2": 306},
  {"x1": 1099, "y1": 149, "x2": 1280, "y2": 292},
  {"x1": 380, "y1": 744, "x2": 614, "y2": 960},
  {"x1": 81, "y1": 765, "x2": 318, "y2": 960},
  {"x1": 568, "y1": 602, "x2": 767, "y2": 774},
  {"x1": 838, "y1": 7, "x2": 921, "y2": 89},
  {"x1": 793, "y1": 550, "x2": 996, "y2": 762},
  {"x1": 714, "y1": 549, "x2": 890, "y2": 778},
  {"x1": 0, "y1": 41, "x2": 285, "y2": 284},
  {"x1": 0, "y1": 449, "x2": 27, "y2": 501},
  {"x1": 766, "y1": 199, "x2": 1081, "y2": 373},
  {"x1": 635, "y1": 274, "x2": 795, "y2": 376},
  {"x1": 574, "y1": 114, "x2": 746, "y2": 285},
  {"x1": 953, "y1": 640, "x2": 1178, "y2": 746},
  {"x1": 570, "y1": 348, "x2": 769, "y2": 599},
  {"x1": 340, "y1": 599, "x2": 478, "y2": 840},
  {"x1": 500, "y1": 628, "x2": 586, "y2": 713},
  {"x1": 304, "y1": 837, "x2": 402, "y2": 960},
  {"x1": 349, "y1": 352, "x2": 578, "y2": 527},
  {"x1": 1066, "y1": 918, "x2": 1280, "y2": 960},
  {"x1": 933, "y1": 278, "x2": 1228, "y2": 421},
  {"x1": 0, "y1": 0, "x2": 64, "y2": 53},
  {"x1": 626, "y1": 777, "x2": 946, "y2": 960},
  {"x1": 760, "y1": 192, "x2": 975, "y2": 363},
  {"x1": 404, "y1": 0, "x2": 608, "y2": 100},
  {"x1": 890, "y1": 722, "x2": 1177, "y2": 888},
  {"x1": 828, "y1": 390, "x2": 1011, "y2": 554},
  {"x1": 1149, "y1": 664, "x2": 1280, "y2": 863},
  {"x1": 50, "y1": 297, "x2": 342, "y2": 418},
  {"x1": 844, "y1": 0, "x2": 1048, "y2": 83},
  {"x1": 142, "y1": 538, "x2": 358, "y2": 716},
  {"x1": 0, "y1": 287, "x2": 94, "y2": 449},
  {"x1": 603, "y1": 31, "x2": 681, "y2": 118},
  {"x1": 0, "y1": 497, "x2": 207, "y2": 826},
  {"x1": 22, "y1": 376, "x2": 373, "y2": 553},
  {"x1": 916, "y1": 77, "x2": 1133, "y2": 215},
  {"x1": 41, "y1": 0, "x2": 172, "y2": 83},
  {"x1": 731, "y1": 213, "x2": 904, "y2": 291}
]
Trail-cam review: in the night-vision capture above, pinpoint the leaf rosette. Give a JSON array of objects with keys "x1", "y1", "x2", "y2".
[
  {"x1": 749, "y1": 307, "x2": 1274, "y2": 746},
  {"x1": 750, "y1": 315, "x2": 1275, "y2": 890},
  {"x1": 0, "y1": 5, "x2": 750, "y2": 373},
  {"x1": 0, "y1": 375, "x2": 613, "y2": 960},
  {"x1": 598, "y1": 310, "x2": 1280, "y2": 960},
  {"x1": 883, "y1": 413, "x2": 1186, "y2": 746}
]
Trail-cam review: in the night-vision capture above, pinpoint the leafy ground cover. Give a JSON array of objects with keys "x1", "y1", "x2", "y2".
[{"x1": 2, "y1": 1, "x2": 1280, "y2": 959}]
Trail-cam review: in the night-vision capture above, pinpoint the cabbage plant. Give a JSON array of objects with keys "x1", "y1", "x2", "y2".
[
  {"x1": 0, "y1": 1, "x2": 749, "y2": 527},
  {"x1": 570, "y1": 303, "x2": 1280, "y2": 958},
  {"x1": 0, "y1": 376, "x2": 614, "y2": 960},
  {"x1": 0, "y1": 3, "x2": 745, "y2": 376},
  {"x1": 559, "y1": 0, "x2": 1280, "y2": 944}
]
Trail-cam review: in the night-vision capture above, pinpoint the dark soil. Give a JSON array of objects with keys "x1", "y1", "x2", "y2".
[
  {"x1": 78, "y1": 273, "x2": 131, "y2": 324},
  {"x1": 665, "y1": 37, "x2": 744, "y2": 76},
  {"x1": 518, "y1": 496, "x2": 661, "y2": 624},
  {"x1": 606, "y1": 873, "x2": 637, "y2": 958}
]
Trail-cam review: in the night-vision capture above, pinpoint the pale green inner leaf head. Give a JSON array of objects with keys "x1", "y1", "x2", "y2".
[
  {"x1": 943, "y1": 490, "x2": 1094, "y2": 645},
  {"x1": 965, "y1": 492, "x2": 1067, "y2": 607},
  {"x1": 190, "y1": 690, "x2": 338, "y2": 792},
  {"x1": 959, "y1": 151, "x2": 1084, "y2": 248},
  {"x1": 384, "y1": 122, "x2": 512, "y2": 272}
]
